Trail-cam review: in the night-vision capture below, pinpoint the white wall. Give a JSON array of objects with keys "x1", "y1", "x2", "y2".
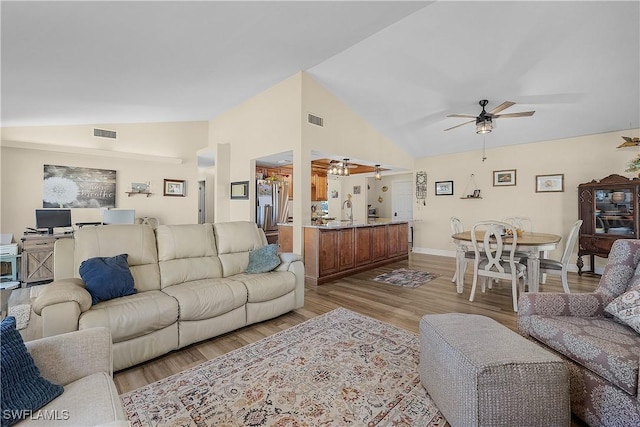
[{"x1": 0, "y1": 121, "x2": 208, "y2": 243}]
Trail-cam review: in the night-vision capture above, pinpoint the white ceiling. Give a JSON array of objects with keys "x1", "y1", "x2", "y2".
[{"x1": 2, "y1": 1, "x2": 639, "y2": 160}]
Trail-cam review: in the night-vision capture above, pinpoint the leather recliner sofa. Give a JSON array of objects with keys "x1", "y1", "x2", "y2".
[{"x1": 31, "y1": 221, "x2": 304, "y2": 371}]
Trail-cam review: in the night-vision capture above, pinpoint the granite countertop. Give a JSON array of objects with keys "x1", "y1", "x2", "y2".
[
  {"x1": 278, "y1": 218, "x2": 411, "y2": 229},
  {"x1": 305, "y1": 218, "x2": 409, "y2": 229}
]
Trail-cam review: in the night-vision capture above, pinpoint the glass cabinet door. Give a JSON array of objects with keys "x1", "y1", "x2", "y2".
[{"x1": 594, "y1": 188, "x2": 634, "y2": 235}]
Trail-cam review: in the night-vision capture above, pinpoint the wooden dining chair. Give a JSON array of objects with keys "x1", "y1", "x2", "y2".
[
  {"x1": 537, "y1": 220, "x2": 583, "y2": 293},
  {"x1": 469, "y1": 221, "x2": 527, "y2": 312},
  {"x1": 504, "y1": 215, "x2": 549, "y2": 284}
]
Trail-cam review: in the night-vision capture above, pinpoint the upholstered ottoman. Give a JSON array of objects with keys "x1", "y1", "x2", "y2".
[{"x1": 419, "y1": 313, "x2": 569, "y2": 427}]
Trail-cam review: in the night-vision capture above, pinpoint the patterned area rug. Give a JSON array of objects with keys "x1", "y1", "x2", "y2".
[
  {"x1": 121, "y1": 308, "x2": 448, "y2": 427},
  {"x1": 373, "y1": 268, "x2": 438, "y2": 288}
]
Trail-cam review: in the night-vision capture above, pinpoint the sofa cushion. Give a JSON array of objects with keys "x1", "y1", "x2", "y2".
[
  {"x1": 73, "y1": 225, "x2": 161, "y2": 292},
  {"x1": 79, "y1": 291, "x2": 178, "y2": 343},
  {"x1": 246, "y1": 244, "x2": 280, "y2": 273},
  {"x1": 17, "y1": 372, "x2": 126, "y2": 426},
  {"x1": 214, "y1": 222, "x2": 265, "y2": 277},
  {"x1": 162, "y1": 279, "x2": 247, "y2": 321},
  {"x1": 79, "y1": 254, "x2": 136, "y2": 305},
  {"x1": 606, "y1": 284, "x2": 640, "y2": 333},
  {"x1": 1, "y1": 316, "x2": 63, "y2": 427},
  {"x1": 234, "y1": 271, "x2": 296, "y2": 303},
  {"x1": 527, "y1": 315, "x2": 640, "y2": 396},
  {"x1": 156, "y1": 224, "x2": 224, "y2": 288}
]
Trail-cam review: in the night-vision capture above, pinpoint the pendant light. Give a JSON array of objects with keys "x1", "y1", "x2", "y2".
[{"x1": 374, "y1": 164, "x2": 382, "y2": 180}]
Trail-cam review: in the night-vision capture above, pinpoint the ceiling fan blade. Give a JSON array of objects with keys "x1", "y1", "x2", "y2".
[
  {"x1": 488, "y1": 101, "x2": 515, "y2": 115},
  {"x1": 617, "y1": 142, "x2": 638, "y2": 148},
  {"x1": 444, "y1": 120, "x2": 475, "y2": 131},
  {"x1": 447, "y1": 114, "x2": 477, "y2": 119},
  {"x1": 493, "y1": 111, "x2": 535, "y2": 118}
]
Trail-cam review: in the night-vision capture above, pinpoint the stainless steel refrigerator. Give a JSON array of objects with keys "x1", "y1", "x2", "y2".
[{"x1": 256, "y1": 180, "x2": 290, "y2": 242}]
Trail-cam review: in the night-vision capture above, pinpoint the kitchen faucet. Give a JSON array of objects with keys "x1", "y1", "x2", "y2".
[{"x1": 342, "y1": 195, "x2": 353, "y2": 223}]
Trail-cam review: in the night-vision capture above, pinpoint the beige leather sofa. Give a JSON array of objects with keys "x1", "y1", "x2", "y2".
[
  {"x1": 18, "y1": 327, "x2": 128, "y2": 426},
  {"x1": 31, "y1": 221, "x2": 304, "y2": 371}
]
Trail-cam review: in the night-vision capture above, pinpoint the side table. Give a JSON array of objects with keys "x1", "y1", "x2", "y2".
[{"x1": 0, "y1": 253, "x2": 21, "y2": 283}]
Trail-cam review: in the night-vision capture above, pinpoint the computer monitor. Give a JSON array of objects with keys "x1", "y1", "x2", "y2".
[
  {"x1": 101, "y1": 209, "x2": 136, "y2": 225},
  {"x1": 35, "y1": 209, "x2": 72, "y2": 234}
]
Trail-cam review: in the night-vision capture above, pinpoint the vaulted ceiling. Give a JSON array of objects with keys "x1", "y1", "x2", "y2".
[{"x1": 2, "y1": 1, "x2": 638, "y2": 158}]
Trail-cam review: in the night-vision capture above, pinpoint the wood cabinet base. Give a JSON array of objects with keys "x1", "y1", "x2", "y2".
[
  {"x1": 304, "y1": 223, "x2": 409, "y2": 286},
  {"x1": 304, "y1": 254, "x2": 409, "y2": 286}
]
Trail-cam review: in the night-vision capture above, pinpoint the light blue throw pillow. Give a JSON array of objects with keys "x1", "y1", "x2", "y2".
[{"x1": 246, "y1": 244, "x2": 281, "y2": 274}]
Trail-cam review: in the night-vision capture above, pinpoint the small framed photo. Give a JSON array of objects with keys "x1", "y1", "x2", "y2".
[
  {"x1": 131, "y1": 182, "x2": 149, "y2": 193},
  {"x1": 353, "y1": 185, "x2": 361, "y2": 195},
  {"x1": 331, "y1": 190, "x2": 339, "y2": 199},
  {"x1": 435, "y1": 180, "x2": 454, "y2": 196},
  {"x1": 164, "y1": 179, "x2": 186, "y2": 197},
  {"x1": 493, "y1": 169, "x2": 517, "y2": 187},
  {"x1": 230, "y1": 181, "x2": 249, "y2": 199},
  {"x1": 536, "y1": 174, "x2": 564, "y2": 192}
]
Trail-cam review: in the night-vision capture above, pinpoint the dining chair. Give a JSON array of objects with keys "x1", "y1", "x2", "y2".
[
  {"x1": 503, "y1": 216, "x2": 533, "y2": 232},
  {"x1": 504, "y1": 215, "x2": 549, "y2": 284},
  {"x1": 469, "y1": 221, "x2": 526, "y2": 312},
  {"x1": 450, "y1": 216, "x2": 476, "y2": 284},
  {"x1": 537, "y1": 219, "x2": 583, "y2": 293}
]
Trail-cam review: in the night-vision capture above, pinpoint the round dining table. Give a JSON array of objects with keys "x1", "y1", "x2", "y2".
[{"x1": 451, "y1": 231, "x2": 562, "y2": 294}]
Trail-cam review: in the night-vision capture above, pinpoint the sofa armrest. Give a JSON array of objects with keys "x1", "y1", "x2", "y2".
[
  {"x1": 32, "y1": 278, "x2": 92, "y2": 316},
  {"x1": 518, "y1": 292, "x2": 610, "y2": 336},
  {"x1": 275, "y1": 252, "x2": 302, "y2": 271},
  {"x1": 25, "y1": 327, "x2": 113, "y2": 386},
  {"x1": 275, "y1": 253, "x2": 305, "y2": 309}
]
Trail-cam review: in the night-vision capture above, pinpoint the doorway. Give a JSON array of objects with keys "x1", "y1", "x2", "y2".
[
  {"x1": 392, "y1": 180, "x2": 413, "y2": 248},
  {"x1": 198, "y1": 180, "x2": 206, "y2": 224}
]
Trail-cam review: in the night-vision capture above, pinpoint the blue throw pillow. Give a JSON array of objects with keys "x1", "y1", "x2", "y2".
[
  {"x1": 246, "y1": 244, "x2": 281, "y2": 274},
  {"x1": 1, "y1": 316, "x2": 63, "y2": 427},
  {"x1": 79, "y1": 254, "x2": 136, "y2": 305}
]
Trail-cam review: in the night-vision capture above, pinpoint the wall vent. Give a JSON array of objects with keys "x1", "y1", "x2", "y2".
[
  {"x1": 307, "y1": 114, "x2": 324, "y2": 127},
  {"x1": 93, "y1": 128, "x2": 117, "y2": 139}
]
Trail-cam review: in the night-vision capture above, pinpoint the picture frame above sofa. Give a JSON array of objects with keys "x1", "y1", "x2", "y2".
[{"x1": 164, "y1": 179, "x2": 186, "y2": 197}]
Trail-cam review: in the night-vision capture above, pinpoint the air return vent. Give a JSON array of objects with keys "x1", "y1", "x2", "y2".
[
  {"x1": 93, "y1": 128, "x2": 117, "y2": 139},
  {"x1": 307, "y1": 114, "x2": 324, "y2": 127}
]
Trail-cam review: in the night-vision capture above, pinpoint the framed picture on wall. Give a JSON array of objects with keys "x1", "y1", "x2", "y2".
[
  {"x1": 230, "y1": 181, "x2": 249, "y2": 199},
  {"x1": 164, "y1": 179, "x2": 186, "y2": 197},
  {"x1": 435, "y1": 181, "x2": 454, "y2": 196},
  {"x1": 536, "y1": 174, "x2": 564, "y2": 192},
  {"x1": 493, "y1": 169, "x2": 517, "y2": 186}
]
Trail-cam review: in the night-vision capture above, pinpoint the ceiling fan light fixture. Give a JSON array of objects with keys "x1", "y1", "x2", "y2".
[{"x1": 476, "y1": 116, "x2": 493, "y2": 134}]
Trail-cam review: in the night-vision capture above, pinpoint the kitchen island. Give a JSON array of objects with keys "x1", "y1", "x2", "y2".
[{"x1": 280, "y1": 220, "x2": 409, "y2": 286}]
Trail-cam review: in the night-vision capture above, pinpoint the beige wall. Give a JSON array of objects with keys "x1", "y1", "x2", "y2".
[
  {"x1": 209, "y1": 72, "x2": 414, "y2": 252},
  {"x1": 209, "y1": 73, "x2": 303, "y2": 224},
  {"x1": 412, "y1": 129, "x2": 640, "y2": 270},
  {"x1": 1, "y1": 121, "x2": 208, "y2": 244}
]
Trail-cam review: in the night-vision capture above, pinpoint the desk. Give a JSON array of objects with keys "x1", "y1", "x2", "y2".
[{"x1": 452, "y1": 231, "x2": 561, "y2": 294}]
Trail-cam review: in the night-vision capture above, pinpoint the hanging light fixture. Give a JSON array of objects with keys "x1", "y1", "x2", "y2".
[
  {"x1": 374, "y1": 164, "x2": 382, "y2": 180},
  {"x1": 476, "y1": 116, "x2": 493, "y2": 134},
  {"x1": 343, "y1": 159, "x2": 350, "y2": 176}
]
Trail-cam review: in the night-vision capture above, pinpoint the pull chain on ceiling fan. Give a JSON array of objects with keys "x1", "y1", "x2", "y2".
[{"x1": 444, "y1": 99, "x2": 535, "y2": 133}]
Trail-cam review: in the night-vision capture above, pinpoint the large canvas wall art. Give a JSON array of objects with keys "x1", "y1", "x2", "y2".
[{"x1": 43, "y1": 165, "x2": 116, "y2": 208}]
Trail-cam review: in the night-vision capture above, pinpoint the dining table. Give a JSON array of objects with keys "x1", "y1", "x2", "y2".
[{"x1": 451, "y1": 230, "x2": 562, "y2": 294}]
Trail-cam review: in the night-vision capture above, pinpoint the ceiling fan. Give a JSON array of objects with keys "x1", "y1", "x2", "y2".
[
  {"x1": 617, "y1": 136, "x2": 640, "y2": 148},
  {"x1": 444, "y1": 99, "x2": 535, "y2": 134}
]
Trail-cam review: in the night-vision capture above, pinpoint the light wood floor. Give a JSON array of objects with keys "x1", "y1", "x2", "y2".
[{"x1": 114, "y1": 252, "x2": 600, "y2": 395}]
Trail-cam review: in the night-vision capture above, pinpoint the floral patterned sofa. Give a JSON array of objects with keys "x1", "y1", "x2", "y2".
[{"x1": 518, "y1": 239, "x2": 640, "y2": 427}]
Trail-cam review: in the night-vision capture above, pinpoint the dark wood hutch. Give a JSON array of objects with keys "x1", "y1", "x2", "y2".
[{"x1": 578, "y1": 174, "x2": 639, "y2": 275}]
